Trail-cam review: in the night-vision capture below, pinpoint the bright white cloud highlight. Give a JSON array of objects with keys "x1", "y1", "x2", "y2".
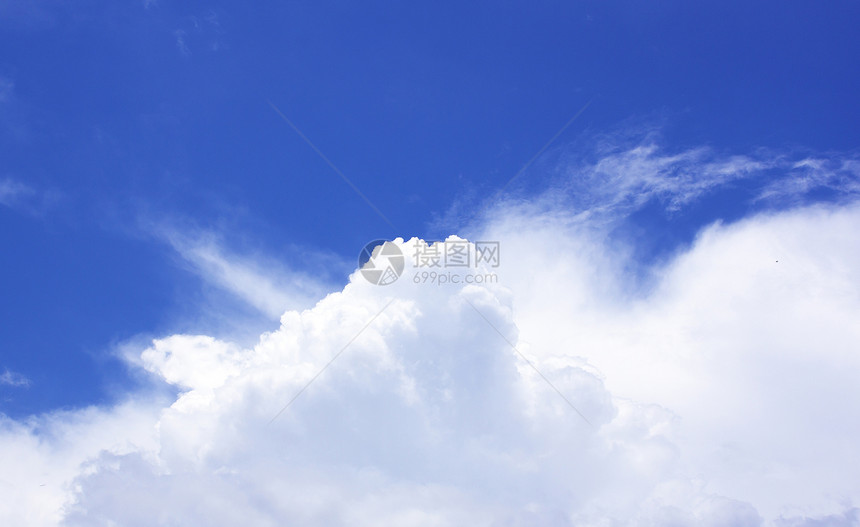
[{"x1": 481, "y1": 201, "x2": 860, "y2": 524}]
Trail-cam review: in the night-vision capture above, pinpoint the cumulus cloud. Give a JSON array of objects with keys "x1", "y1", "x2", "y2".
[
  {"x1": 0, "y1": 401, "x2": 164, "y2": 526},
  {"x1": 2, "y1": 142, "x2": 859, "y2": 526},
  {"x1": 479, "y1": 201, "x2": 860, "y2": 524}
]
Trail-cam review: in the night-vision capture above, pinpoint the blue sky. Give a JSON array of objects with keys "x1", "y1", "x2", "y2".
[
  {"x1": 2, "y1": 0, "x2": 859, "y2": 416},
  {"x1": 2, "y1": 3, "x2": 860, "y2": 524}
]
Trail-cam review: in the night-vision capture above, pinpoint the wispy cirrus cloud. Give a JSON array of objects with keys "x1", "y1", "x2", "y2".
[
  {"x1": 173, "y1": 30, "x2": 191, "y2": 57},
  {"x1": 170, "y1": 10, "x2": 224, "y2": 57},
  {"x1": 149, "y1": 223, "x2": 337, "y2": 319},
  {"x1": 457, "y1": 134, "x2": 860, "y2": 233},
  {"x1": 0, "y1": 178, "x2": 33, "y2": 207},
  {"x1": 757, "y1": 157, "x2": 860, "y2": 204},
  {"x1": 0, "y1": 177, "x2": 60, "y2": 217},
  {"x1": 569, "y1": 141, "x2": 859, "y2": 215},
  {"x1": 567, "y1": 144, "x2": 770, "y2": 212},
  {"x1": 0, "y1": 369, "x2": 30, "y2": 388}
]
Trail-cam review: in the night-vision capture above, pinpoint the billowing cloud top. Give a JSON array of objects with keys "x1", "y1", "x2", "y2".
[
  {"x1": 0, "y1": 141, "x2": 860, "y2": 526},
  {"x1": 2, "y1": 144, "x2": 860, "y2": 526}
]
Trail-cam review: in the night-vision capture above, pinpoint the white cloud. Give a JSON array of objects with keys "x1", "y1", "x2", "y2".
[
  {"x1": 434, "y1": 138, "x2": 792, "y2": 236},
  {"x1": 480, "y1": 200, "x2": 860, "y2": 523},
  {"x1": 0, "y1": 178, "x2": 35, "y2": 208},
  {"x1": 0, "y1": 369, "x2": 30, "y2": 388},
  {"x1": 0, "y1": 401, "x2": 163, "y2": 526},
  {"x1": 571, "y1": 144, "x2": 764, "y2": 212},
  {"x1": 154, "y1": 226, "x2": 335, "y2": 319},
  {"x1": 0, "y1": 177, "x2": 60, "y2": 216},
  {"x1": 2, "y1": 144, "x2": 860, "y2": 525},
  {"x1": 174, "y1": 30, "x2": 191, "y2": 57},
  {"x1": 757, "y1": 157, "x2": 860, "y2": 203},
  {"x1": 467, "y1": 139, "x2": 859, "y2": 228}
]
